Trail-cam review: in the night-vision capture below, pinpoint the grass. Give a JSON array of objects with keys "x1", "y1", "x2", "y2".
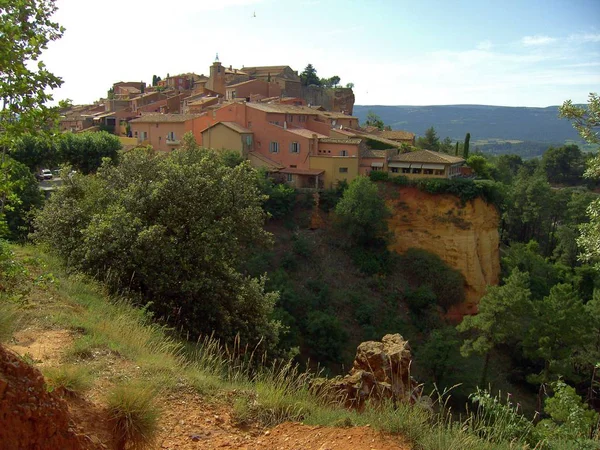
[
  {"x1": 43, "y1": 364, "x2": 94, "y2": 394},
  {"x1": 0, "y1": 301, "x2": 21, "y2": 343},
  {"x1": 107, "y1": 383, "x2": 160, "y2": 450},
  {"x1": 4, "y1": 243, "x2": 584, "y2": 450}
]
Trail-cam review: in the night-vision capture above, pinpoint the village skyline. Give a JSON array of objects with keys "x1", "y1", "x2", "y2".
[{"x1": 45, "y1": 0, "x2": 600, "y2": 107}]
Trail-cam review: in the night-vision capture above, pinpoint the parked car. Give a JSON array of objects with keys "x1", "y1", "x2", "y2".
[{"x1": 40, "y1": 169, "x2": 53, "y2": 180}]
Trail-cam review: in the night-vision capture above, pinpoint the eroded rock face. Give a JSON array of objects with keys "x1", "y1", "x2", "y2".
[
  {"x1": 0, "y1": 344, "x2": 93, "y2": 450},
  {"x1": 386, "y1": 186, "x2": 500, "y2": 318},
  {"x1": 317, "y1": 334, "x2": 419, "y2": 409}
]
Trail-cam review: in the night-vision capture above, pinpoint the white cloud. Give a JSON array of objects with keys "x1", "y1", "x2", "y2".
[
  {"x1": 476, "y1": 40, "x2": 492, "y2": 51},
  {"x1": 568, "y1": 33, "x2": 600, "y2": 43},
  {"x1": 521, "y1": 35, "x2": 557, "y2": 46}
]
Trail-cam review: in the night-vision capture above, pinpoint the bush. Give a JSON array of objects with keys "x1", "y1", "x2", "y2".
[
  {"x1": 368, "y1": 171, "x2": 504, "y2": 207},
  {"x1": 304, "y1": 311, "x2": 347, "y2": 363},
  {"x1": 263, "y1": 181, "x2": 296, "y2": 219},
  {"x1": 398, "y1": 248, "x2": 465, "y2": 310},
  {"x1": 34, "y1": 145, "x2": 280, "y2": 350}
]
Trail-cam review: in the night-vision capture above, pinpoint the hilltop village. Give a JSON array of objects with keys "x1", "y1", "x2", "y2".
[{"x1": 60, "y1": 59, "x2": 467, "y2": 189}]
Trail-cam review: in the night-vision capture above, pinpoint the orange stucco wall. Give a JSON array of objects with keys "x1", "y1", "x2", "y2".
[
  {"x1": 130, "y1": 121, "x2": 187, "y2": 152},
  {"x1": 317, "y1": 141, "x2": 360, "y2": 157}
]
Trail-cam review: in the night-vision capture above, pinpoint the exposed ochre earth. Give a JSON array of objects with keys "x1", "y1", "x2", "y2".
[
  {"x1": 386, "y1": 186, "x2": 500, "y2": 318},
  {"x1": 0, "y1": 344, "x2": 99, "y2": 450}
]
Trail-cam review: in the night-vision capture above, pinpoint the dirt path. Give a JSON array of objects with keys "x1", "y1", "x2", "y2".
[{"x1": 7, "y1": 327, "x2": 410, "y2": 450}]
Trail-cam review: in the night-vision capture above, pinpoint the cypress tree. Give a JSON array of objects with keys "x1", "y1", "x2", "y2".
[{"x1": 463, "y1": 133, "x2": 471, "y2": 159}]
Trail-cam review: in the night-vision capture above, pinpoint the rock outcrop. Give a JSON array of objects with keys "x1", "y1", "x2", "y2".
[
  {"x1": 0, "y1": 344, "x2": 97, "y2": 450},
  {"x1": 386, "y1": 186, "x2": 500, "y2": 318},
  {"x1": 316, "y1": 334, "x2": 419, "y2": 409}
]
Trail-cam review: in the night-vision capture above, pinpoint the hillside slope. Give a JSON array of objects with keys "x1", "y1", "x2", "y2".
[{"x1": 354, "y1": 104, "x2": 581, "y2": 143}]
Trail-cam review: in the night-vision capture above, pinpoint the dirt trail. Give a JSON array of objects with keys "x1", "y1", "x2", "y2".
[{"x1": 6, "y1": 327, "x2": 410, "y2": 450}]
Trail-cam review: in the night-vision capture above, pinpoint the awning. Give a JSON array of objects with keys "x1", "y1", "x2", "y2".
[
  {"x1": 371, "y1": 162, "x2": 384, "y2": 168},
  {"x1": 280, "y1": 168, "x2": 325, "y2": 176},
  {"x1": 388, "y1": 162, "x2": 410, "y2": 168},
  {"x1": 421, "y1": 163, "x2": 445, "y2": 170},
  {"x1": 410, "y1": 163, "x2": 423, "y2": 169}
]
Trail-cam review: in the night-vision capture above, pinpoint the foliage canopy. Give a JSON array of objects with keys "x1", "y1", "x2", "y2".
[{"x1": 34, "y1": 139, "x2": 281, "y2": 348}]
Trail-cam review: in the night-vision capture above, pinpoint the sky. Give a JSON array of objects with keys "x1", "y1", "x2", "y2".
[{"x1": 42, "y1": 0, "x2": 600, "y2": 107}]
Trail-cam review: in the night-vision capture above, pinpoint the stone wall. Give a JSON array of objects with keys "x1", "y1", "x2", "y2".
[{"x1": 301, "y1": 86, "x2": 355, "y2": 114}]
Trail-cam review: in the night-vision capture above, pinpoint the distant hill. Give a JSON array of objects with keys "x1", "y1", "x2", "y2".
[{"x1": 353, "y1": 105, "x2": 582, "y2": 144}]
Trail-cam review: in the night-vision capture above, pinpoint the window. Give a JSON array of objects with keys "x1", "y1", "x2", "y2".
[
  {"x1": 167, "y1": 131, "x2": 176, "y2": 141},
  {"x1": 402, "y1": 168, "x2": 410, "y2": 174},
  {"x1": 269, "y1": 141, "x2": 279, "y2": 153},
  {"x1": 248, "y1": 121, "x2": 252, "y2": 128},
  {"x1": 286, "y1": 173, "x2": 293, "y2": 182},
  {"x1": 412, "y1": 168, "x2": 422, "y2": 174},
  {"x1": 141, "y1": 131, "x2": 147, "y2": 140},
  {"x1": 290, "y1": 142, "x2": 300, "y2": 153},
  {"x1": 391, "y1": 167, "x2": 399, "y2": 173},
  {"x1": 340, "y1": 150, "x2": 348, "y2": 156},
  {"x1": 339, "y1": 167, "x2": 348, "y2": 173},
  {"x1": 134, "y1": 131, "x2": 138, "y2": 137}
]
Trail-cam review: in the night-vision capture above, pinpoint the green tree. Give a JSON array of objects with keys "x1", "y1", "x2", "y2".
[
  {"x1": 560, "y1": 93, "x2": 600, "y2": 268},
  {"x1": 0, "y1": 0, "x2": 63, "y2": 234},
  {"x1": 542, "y1": 144, "x2": 585, "y2": 185},
  {"x1": 57, "y1": 131, "x2": 121, "y2": 174},
  {"x1": 345, "y1": 82, "x2": 354, "y2": 89},
  {"x1": 523, "y1": 283, "x2": 591, "y2": 384},
  {"x1": 364, "y1": 110, "x2": 385, "y2": 131},
  {"x1": 493, "y1": 154, "x2": 523, "y2": 184},
  {"x1": 439, "y1": 136, "x2": 453, "y2": 154},
  {"x1": 463, "y1": 132, "x2": 471, "y2": 159},
  {"x1": 335, "y1": 176, "x2": 389, "y2": 245},
  {"x1": 34, "y1": 139, "x2": 280, "y2": 349},
  {"x1": 467, "y1": 155, "x2": 495, "y2": 179},
  {"x1": 416, "y1": 126, "x2": 440, "y2": 151},
  {"x1": 299, "y1": 64, "x2": 321, "y2": 86},
  {"x1": 537, "y1": 380, "x2": 600, "y2": 443},
  {"x1": 320, "y1": 76, "x2": 341, "y2": 88},
  {"x1": 3, "y1": 157, "x2": 43, "y2": 240},
  {"x1": 457, "y1": 269, "x2": 534, "y2": 386}
]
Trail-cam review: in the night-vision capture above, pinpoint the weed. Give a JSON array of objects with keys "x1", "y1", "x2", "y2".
[
  {"x1": 107, "y1": 383, "x2": 160, "y2": 450},
  {"x1": 43, "y1": 364, "x2": 94, "y2": 394},
  {"x1": 0, "y1": 301, "x2": 20, "y2": 342}
]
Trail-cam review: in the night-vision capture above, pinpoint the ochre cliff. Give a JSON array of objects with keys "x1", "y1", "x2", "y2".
[{"x1": 386, "y1": 186, "x2": 500, "y2": 318}]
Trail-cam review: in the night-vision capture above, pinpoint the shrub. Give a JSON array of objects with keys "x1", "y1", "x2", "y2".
[
  {"x1": 34, "y1": 145, "x2": 280, "y2": 350},
  {"x1": 405, "y1": 285, "x2": 437, "y2": 312},
  {"x1": 398, "y1": 248, "x2": 465, "y2": 310},
  {"x1": 304, "y1": 311, "x2": 347, "y2": 363},
  {"x1": 369, "y1": 171, "x2": 389, "y2": 182},
  {"x1": 264, "y1": 181, "x2": 296, "y2": 219}
]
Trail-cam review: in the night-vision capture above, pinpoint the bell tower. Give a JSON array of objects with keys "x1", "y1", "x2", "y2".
[{"x1": 206, "y1": 53, "x2": 225, "y2": 95}]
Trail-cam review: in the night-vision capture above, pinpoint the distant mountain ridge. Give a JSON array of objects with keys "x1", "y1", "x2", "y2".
[{"x1": 353, "y1": 104, "x2": 582, "y2": 143}]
